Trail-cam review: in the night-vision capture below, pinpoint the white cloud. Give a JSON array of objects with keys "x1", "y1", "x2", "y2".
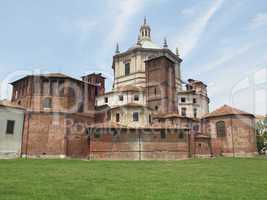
[
  {"x1": 105, "y1": 0, "x2": 144, "y2": 47},
  {"x1": 173, "y1": 0, "x2": 224, "y2": 58},
  {"x1": 250, "y1": 13, "x2": 267, "y2": 29}
]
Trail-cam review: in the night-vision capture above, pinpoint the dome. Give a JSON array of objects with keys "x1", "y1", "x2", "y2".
[{"x1": 140, "y1": 40, "x2": 161, "y2": 49}]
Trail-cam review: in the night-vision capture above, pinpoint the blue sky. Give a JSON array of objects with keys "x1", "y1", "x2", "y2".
[{"x1": 0, "y1": 0, "x2": 267, "y2": 114}]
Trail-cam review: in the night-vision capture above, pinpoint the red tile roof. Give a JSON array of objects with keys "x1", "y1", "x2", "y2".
[
  {"x1": 203, "y1": 105, "x2": 254, "y2": 118},
  {"x1": 0, "y1": 100, "x2": 25, "y2": 110},
  {"x1": 10, "y1": 73, "x2": 96, "y2": 86}
]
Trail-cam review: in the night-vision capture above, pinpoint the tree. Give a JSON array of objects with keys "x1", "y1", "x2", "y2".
[{"x1": 256, "y1": 116, "x2": 267, "y2": 153}]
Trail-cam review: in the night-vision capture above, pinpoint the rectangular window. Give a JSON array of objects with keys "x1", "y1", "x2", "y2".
[
  {"x1": 149, "y1": 115, "x2": 152, "y2": 124},
  {"x1": 78, "y1": 103, "x2": 84, "y2": 113},
  {"x1": 116, "y1": 113, "x2": 120, "y2": 122},
  {"x1": 134, "y1": 95, "x2": 139, "y2": 101},
  {"x1": 125, "y1": 63, "x2": 130, "y2": 76},
  {"x1": 105, "y1": 97, "x2": 108, "y2": 103},
  {"x1": 193, "y1": 108, "x2": 197, "y2": 118},
  {"x1": 178, "y1": 132, "x2": 184, "y2": 139},
  {"x1": 181, "y1": 107, "x2": 186, "y2": 117},
  {"x1": 181, "y1": 97, "x2": 186, "y2": 103},
  {"x1": 160, "y1": 130, "x2": 166, "y2": 139},
  {"x1": 119, "y1": 95, "x2": 124, "y2": 101},
  {"x1": 133, "y1": 112, "x2": 139, "y2": 122},
  {"x1": 193, "y1": 98, "x2": 197, "y2": 104},
  {"x1": 6, "y1": 120, "x2": 15, "y2": 135}
]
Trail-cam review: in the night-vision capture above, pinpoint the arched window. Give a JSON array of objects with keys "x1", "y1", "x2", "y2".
[{"x1": 216, "y1": 121, "x2": 226, "y2": 137}]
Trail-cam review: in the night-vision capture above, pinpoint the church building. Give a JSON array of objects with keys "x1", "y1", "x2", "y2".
[{"x1": 3, "y1": 18, "x2": 257, "y2": 160}]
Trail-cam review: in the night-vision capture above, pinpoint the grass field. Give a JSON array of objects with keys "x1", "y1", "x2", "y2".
[{"x1": 0, "y1": 158, "x2": 266, "y2": 200}]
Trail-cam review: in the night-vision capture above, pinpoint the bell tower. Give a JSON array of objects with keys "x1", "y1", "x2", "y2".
[{"x1": 139, "y1": 17, "x2": 151, "y2": 41}]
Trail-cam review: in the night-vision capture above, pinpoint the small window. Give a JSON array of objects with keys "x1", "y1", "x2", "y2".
[
  {"x1": 105, "y1": 97, "x2": 108, "y2": 103},
  {"x1": 193, "y1": 98, "x2": 197, "y2": 104},
  {"x1": 119, "y1": 95, "x2": 124, "y2": 101},
  {"x1": 134, "y1": 95, "x2": 139, "y2": 101},
  {"x1": 149, "y1": 115, "x2": 152, "y2": 124},
  {"x1": 216, "y1": 121, "x2": 226, "y2": 137},
  {"x1": 181, "y1": 98, "x2": 186, "y2": 103},
  {"x1": 193, "y1": 108, "x2": 197, "y2": 118},
  {"x1": 133, "y1": 112, "x2": 139, "y2": 122},
  {"x1": 116, "y1": 113, "x2": 120, "y2": 122},
  {"x1": 193, "y1": 125, "x2": 199, "y2": 132},
  {"x1": 179, "y1": 132, "x2": 184, "y2": 139},
  {"x1": 6, "y1": 120, "x2": 15, "y2": 135},
  {"x1": 155, "y1": 106, "x2": 158, "y2": 111},
  {"x1": 94, "y1": 130, "x2": 101, "y2": 139},
  {"x1": 125, "y1": 63, "x2": 130, "y2": 76},
  {"x1": 43, "y1": 97, "x2": 52, "y2": 108},
  {"x1": 181, "y1": 107, "x2": 186, "y2": 117},
  {"x1": 154, "y1": 88, "x2": 157, "y2": 96},
  {"x1": 78, "y1": 103, "x2": 84, "y2": 113},
  {"x1": 160, "y1": 130, "x2": 166, "y2": 139}
]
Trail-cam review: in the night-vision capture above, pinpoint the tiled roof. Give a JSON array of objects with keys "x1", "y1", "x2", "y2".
[
  {"x1": 153, "y1": 112, "x2": 198, "y2": 121},
  {"x1": 10, "y1": 73, "x2": 97, "y2": 86},
  {"x1": 203, "y1": 105, "x2": 254, "y2": 118},
  {"x1": 0, "y1": 100, "x2": 25, "y2": 110}
]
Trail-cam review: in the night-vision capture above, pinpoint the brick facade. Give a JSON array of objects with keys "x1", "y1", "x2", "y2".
[
  {"x1": 12, "y1": 73, "x2": 96, "y2": 158},
  {"x1": 145, "y1": 56, "x2": 178, "y2": 113},
  {"x1": 88, "y1": 128, "x2": 190, "y2": 160},
  {"x1": 202, "y1": 115, "x2": 257, "y2": 157}
]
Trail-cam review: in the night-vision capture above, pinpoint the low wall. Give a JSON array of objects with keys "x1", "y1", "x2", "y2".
[{"x1": 88, "y1": 128, "x2": 190, "y2": 160}]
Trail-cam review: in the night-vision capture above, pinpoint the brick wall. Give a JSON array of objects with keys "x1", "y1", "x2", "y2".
[
  {"x1": 22, "y1": 112, "x2": 94, "y2": 158},
  {"x1": 202, "y1": 115, "x2": 257, "y2": 157},
  {"x1": 145, "y1": 56, "x2": 177, "y2": 113},
  {"x1": 88, "y1": 128, "x2": 190, "y2": 160}
]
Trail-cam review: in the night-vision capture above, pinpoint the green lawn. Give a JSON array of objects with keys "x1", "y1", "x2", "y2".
[{"x1": 0, "y1": 158, "x2": 266, "y2": 200}]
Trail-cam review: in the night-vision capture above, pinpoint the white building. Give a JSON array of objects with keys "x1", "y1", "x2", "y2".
[
  {"x1": 96, "y1": 18, "x2": 209, "y2": 126},
  {"x1": 0, "y1": 100, "x2": 25, "y2": 158}
]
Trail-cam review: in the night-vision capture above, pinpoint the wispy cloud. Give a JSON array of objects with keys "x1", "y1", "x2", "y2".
[
  {"x1": 250, "y1": 13, "x2": 267, "y2": 29},
  {"x1": 173, "y1": 0, "x2": 224, "y2": 58},
  {"x1": 105, "y1": 0, "x2": 144, "y2": 47},
  {"x1": 195, "y1": 43, "x2": 255, "y2": 75}
]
